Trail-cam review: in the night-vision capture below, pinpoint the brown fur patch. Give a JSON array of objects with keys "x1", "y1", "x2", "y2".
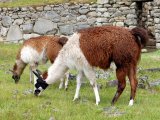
[
  {"x1": 79, "y1": 26, "x2": 146, "y2": 69},
  {"x1": 58, "y1": 37, "x2": 68, "y2": 46},
  {"x1": 22, "y1": 36, "x2": 63, "y2": 63}
]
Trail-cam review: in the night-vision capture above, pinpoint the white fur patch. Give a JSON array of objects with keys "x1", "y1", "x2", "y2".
[
  {"x1": 129, "y1": 99, "x2": 134, "y2": 106},
  {"x1": 21, "y1": 46, "x2": 46, "y2": 65},
  {"x1": 46, "y1": 33, "x2": 93, "y2": 84}
]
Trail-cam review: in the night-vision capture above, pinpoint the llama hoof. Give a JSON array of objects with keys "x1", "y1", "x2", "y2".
[
  {"x1": 128, "y1": 99, "x2": 134, "y2": 106},
  {"x1": 65, "y1": 87, "x2": 68, "y2": 91},
  {"x1": 96, "y1": 101, "x2": 100, "y2": 106},
  {"x1": 73, "y1": 97, "x2": 79, "y2": 101}
]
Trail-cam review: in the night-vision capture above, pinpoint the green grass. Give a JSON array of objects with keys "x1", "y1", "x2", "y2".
[
  {"x1": 0, "y1": 0, "x2": 96, "y2": 7},
  {"x1": 0, "y1": 43, "x2": 160, "y2": 120}
]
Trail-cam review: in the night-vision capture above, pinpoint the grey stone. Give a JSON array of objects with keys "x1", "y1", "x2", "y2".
[
  {"x1": 59, "y1": 25, "x2": 74, "y2": 35},
  {"x1": 2, "y1": 16, "x2": 12, "y2": 27},
  {"x1": 53, "y1": 6, "x2": 64, "y2": 11},
  {"x1": 124, "y1": 19, "x2": 137, "y2": 26},
  {"x1": 116, "y1": 22, "x2": 124, "y2": 27},
  {"x1": 33, "y1": 18, "x2": 54, "y2": 35},
  {"x1": 87, "y1": 18, "x2": 96, "y2": 25},
  {"x1": 77, "y1": 15, "x2": 87, "y2": 22},
  {"x1": 76, "y1": 23, "x2": 90, "y2": 30},
  {"x1": 43, "y1": 11, "x2": 60, "y2": 22},
  {"x1": 21, "y1": 7, "x2": 28, "y2": 11},
  {"x1": 112, "y1": 11, "x2": 122, "y2": 17},
  {"x1": 87, "y1": 11, "x2": 97, "y2": 17},
  {"x1": 23, "y1": 33, "x2": 40, "y2": 40},
  {"x1": 12, "y1": 14, "x2": 19, "y2": 19},
  {"x1": 97, "y1": 0, "x2": 109, "y2": 4},
  {"x1": 79, "y1": 8, "x2": 89, "y2": 14},
  {"x1": 0, "y1": 36, "x2": 3, "y2": 41},
  {"x1": 154, "y1": 18, "x2": 160, "y2": 23},
  {"x1": 102, "y1": 12, "x2": 111, "y2": 18},
  {"x1": 36, "y1": 6, "x2": 43, "y2": 11},
  {"x1": 21, "y1": 24, "x2": 33, "y2": 33},
  {"x1": 96, "y1": 8, "x2": 107, "y2": 12},
  {"x1": 44, "y1": 6, "x2": 52, "y2": 11},
  {"x1": 0, "y1": 26, "x2": 9, "y2": 36},
  {"x1": 7, "y1": 25, "x2": 23, "y2": 41},
  {"x1": 108, "y1": 8, "x2": 117, "y2": 13},
  {"x1": 96, "y1": 18, "x2": 107, "y2": 23},
  {"x1": 127, "y1": 14, "x2": 137, "y2": 19},
  {"x1": 106, "y1": 80, "x2": 118, "y2": 87},
  {"x1": 13, "y1": 19, "x2": 24, "y2": 25},
  {"x1": 2, "y1": 8, "x2": 7, "y2": 11},
  {"x1": 61, "y1": 10, "x2": 70, "y2": 17}
]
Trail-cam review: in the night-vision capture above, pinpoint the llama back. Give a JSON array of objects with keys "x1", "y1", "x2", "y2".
[{"x1": 79, "y1": 26, "x2": 144, "y2": 69}]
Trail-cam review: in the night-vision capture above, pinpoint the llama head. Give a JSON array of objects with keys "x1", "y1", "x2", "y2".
[
  {"x1": 10, "y1": 60, "x2": 27, "y2": 83},
  {"x1": 32, "y1": 70, "x2": 48, "y2": 96}
]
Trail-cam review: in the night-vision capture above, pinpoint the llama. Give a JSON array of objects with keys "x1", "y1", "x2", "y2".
[
  {"x1": 33, "y1": 26, "x2": 148, "y2": 106},
  {"x1": 10, "y1": 35, "x2": 69, "y2": 89}
]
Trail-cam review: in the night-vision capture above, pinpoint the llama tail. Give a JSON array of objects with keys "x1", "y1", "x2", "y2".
[{"x1": 131, "y1": 27, "x2": 149, "y2": 48}]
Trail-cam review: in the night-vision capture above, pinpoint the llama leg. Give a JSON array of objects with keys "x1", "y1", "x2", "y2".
[
  {"x1": 111, "y1": 67, "x2": 127, "y2": 105},
  {"x1": 84, "y1": 68, "x2": 100, "y2": 105},
  {"x1": 64, "y1": 71, "x2": 70, "y2": 90},
  {"x1": 128, "y1": 65, "x2": 138, "y2": 106},
  {"x1": 29, "y1": 66, "x2": 34, "y2": 83},
  {"x1": 73, "y1": 71, "x2": 84, "y2": 101},
  {"x1": 59, "y1": 78, "x2": 64, "y2": 89}
]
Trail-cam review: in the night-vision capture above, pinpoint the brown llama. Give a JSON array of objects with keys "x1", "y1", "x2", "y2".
[
  {"x1": 33, "y1": 26, "x2": 148, "y2": 106},
  {"x1": 10, "y1": 35, "x2": 69, "y2": 89}
]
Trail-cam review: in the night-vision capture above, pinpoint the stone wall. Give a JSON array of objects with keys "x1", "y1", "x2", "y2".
[{"x1": 0, "y1": 0, "x2": 160, "y2": 48}]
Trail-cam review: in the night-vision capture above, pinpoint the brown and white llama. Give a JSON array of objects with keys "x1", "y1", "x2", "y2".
[
  {"x1": 10, "y1": 35, "x2": 69, "y2": 89},
  {"x1": 33, "y1": 26, "x2": 148, "y2": 106}
]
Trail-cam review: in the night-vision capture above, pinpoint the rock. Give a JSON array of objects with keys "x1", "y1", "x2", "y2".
[
  {"x1": 0, "y1": 36, "x2": 3, "y2": 41},
  {"x1": 106, "y1": 80, "x2": 118, "y2": 87},
  {"x1": 21, "y1": 7, "x2": 28, "y2": 11},
  {"x1": 2, "y1": 16, "x2": 12, "y2": 27},
  {"x1": 12, "y1": 14, "x2": 19, "y2": 19},
  {"x1": 96, "y1": 18, "x2": 107, "y2": 23},
  {"x1": 0, "y1": 26, "x2": 9, "y2": 36},
  {"x1": 77, "y1": 15, "x2": 87, "y2": 22},
  {"x1": 154, "y1": 18, "x2": 160, "y2": 24},
  {"x1": 43, "y1": 11, "x2": 60, "y2": 22},
  {"x1": 76, "y1": 23, "x2": 90, "y2": 30},
  {"x1": 87, "y1": 18, "x2": 96, "y2": 25},
  {"x1": 36, "y1": 6, "x2": 43, "y2": 11},
  {"x1": 21, "y1": 23, "x2": 33, "y2": 34},
  {"x1": 97, "y1": 0, "x2": 109, "y2": 4},
  {"x1": 59, "y1": 25, "x2": 74, "y2": 35},
  {"x1": 33, "y1": 18, "x2": 54, "y2": 35},
  {"x1": 116, "y1": 22, "x2": 124, "y2": 27},
  {"x1": 49, "y1": 117, "x2": 55, "y2": 120},
  {"x1": 23, "y1": 33, "x2": 40, "y2": 40},
  {"x1": 96, "y1": 8, "x2": 107, "y2": 12},
  {"x1": 44, "y1": 6, "x2": 52, "y2": 11},
  {"x1": 78, "y1": 8, "x2": 89, "y2": 14},
  {"x1": 87, "y1": 11, "x2": 97, "y2": 17},
  {"x1": 13, "y1": 19, "x2": 24, "y2": 25},
  {"x1": 127, "y1": 14, "x2": 137, "y2": 19},
  {"x1": 102, "y1": 12, "x2": 111, "y2": 18},
  {"x1": 150, "y1": 80, "x2": 160, "y2": 87},
  {"x1": 6, "y1": 25, "x2": 23, "y2": 41}
]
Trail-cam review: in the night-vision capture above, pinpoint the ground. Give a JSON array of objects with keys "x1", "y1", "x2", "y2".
[{"x1": 0, "y1": 43, "x2": 160, "y2": 120}]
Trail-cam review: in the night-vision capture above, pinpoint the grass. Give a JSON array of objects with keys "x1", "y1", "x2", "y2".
[
  {"x1": 0, "y1": 42, "x2": 160, "y2": 120},
  {"x1": 0, "y1": 0, "x2": 96, "y2": 7}
]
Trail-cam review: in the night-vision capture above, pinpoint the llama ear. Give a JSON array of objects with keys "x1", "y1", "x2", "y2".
[
  {"x1": 32, "y1": 70, "x2": 41, "y2": 79},
  {"x1": 36, "y1": 69, "x2": 42, "y2": 76}
]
